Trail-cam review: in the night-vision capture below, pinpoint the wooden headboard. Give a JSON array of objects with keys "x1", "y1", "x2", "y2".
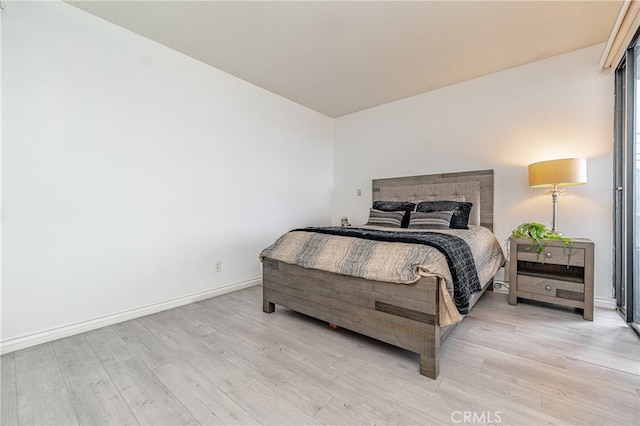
[{"x1": 372, "y1": 169, "x2": 494, "y2": 230}]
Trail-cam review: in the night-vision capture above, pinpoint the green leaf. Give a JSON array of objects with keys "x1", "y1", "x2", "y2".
[{"x1": 509, "y1": 222, "x2": 574, "y2": 265}]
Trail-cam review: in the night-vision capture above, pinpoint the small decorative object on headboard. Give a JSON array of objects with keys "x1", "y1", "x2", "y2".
[{"x1": 427, "y1": 191, "x2": 465, "y2": 202}]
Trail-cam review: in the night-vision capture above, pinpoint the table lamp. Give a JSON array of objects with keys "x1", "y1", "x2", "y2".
[{"x1": 528, "y1": 158, "x2": 587, "y2": 232}]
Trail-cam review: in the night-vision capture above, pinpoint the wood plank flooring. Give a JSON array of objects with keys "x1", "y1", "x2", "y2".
[{"x1": 1, "y1": 286, "x2": 638, "y2": 425}]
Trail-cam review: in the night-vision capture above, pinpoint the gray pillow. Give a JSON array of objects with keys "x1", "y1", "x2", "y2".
[
  {"x1": 372, "y1": 201, "x2": 416, "y2": 228},
  {"x1": 365, "y1": 209, "x2": 404, "y2": 228},
  {"x1": 408, "y1": 211, "x2": 454, "y2": 229}
]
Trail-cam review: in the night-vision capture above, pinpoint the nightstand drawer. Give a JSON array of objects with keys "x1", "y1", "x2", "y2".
[
  {"x1": 516, "y1": 244, "x2": 585, "y2": 267},
  {"x1": 516, "y1": 275, "x2": 584, "y2": 300}
]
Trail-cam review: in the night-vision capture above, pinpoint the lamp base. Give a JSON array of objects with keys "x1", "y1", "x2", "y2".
[{"x1": 551, "y1": 185, "x2": 559, "y2": 233}]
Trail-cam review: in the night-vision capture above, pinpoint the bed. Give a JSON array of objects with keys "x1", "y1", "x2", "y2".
[{"x1": 260, "y1": 169, "x2": 504, "y2": 379}]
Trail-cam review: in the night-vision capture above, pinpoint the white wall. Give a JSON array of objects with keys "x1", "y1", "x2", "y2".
[
  {"x1": 1, "y1": 1, "x2": 333, "y2": 348},
  {"x1": 334, "y1": 44, "x2": 614, "y2": 302}
]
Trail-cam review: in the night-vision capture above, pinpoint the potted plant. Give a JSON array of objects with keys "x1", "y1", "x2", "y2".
[{"x1": 510, "y1": 222, "x2": 573, "y2": 262}]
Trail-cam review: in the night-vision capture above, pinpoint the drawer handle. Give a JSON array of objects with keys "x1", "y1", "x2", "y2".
[
  {"x1": 545, "y1": 285, "x2": 552, "y2": 292},
  {"x1": 545, "y1": 252, "x2": 552, "y2": 258}
]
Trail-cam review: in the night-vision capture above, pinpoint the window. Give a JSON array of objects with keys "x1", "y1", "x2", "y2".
[{"x1": 614, "y1": 38, "x2": 640, "y2": 333}]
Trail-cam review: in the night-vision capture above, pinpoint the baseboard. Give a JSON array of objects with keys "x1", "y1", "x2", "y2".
[
  {"x1": 0, "y1": 277, "x2": 261, "y2": 355},
  {"x1": 594, "y1": 296, "x2": 617, "y2": 310}
]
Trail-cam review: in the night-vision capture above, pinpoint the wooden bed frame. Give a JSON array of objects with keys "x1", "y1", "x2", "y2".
[{"x1": 262, "y1": 169, "x2": 495, "y2": 379}]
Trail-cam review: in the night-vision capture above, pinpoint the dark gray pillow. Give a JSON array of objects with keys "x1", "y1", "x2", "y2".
[
  {"x1": 415, "y1": 201, "x2": 473, "y2": 229},
  {"x1": 372, "y1": 201, "x2": 416, "y2": 228}
]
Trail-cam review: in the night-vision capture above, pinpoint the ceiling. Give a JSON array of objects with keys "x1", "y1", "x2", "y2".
[{"x1": 68, "y1": 0, "x2": 622, "y2": 118}]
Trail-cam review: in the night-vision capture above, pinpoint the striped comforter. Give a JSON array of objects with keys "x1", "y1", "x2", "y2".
[{"x1": 260, "y1": 225, "x2": 505, "y2": 314}]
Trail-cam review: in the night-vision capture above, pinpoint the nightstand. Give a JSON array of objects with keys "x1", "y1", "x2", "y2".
[{"x1": 508, "y1": 237, "x2": 594, "y2": 320}]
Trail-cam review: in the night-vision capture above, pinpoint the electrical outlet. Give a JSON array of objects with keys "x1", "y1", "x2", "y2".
[{"x1": 215, "y1": 261, "x2": 222, "y2": 273}]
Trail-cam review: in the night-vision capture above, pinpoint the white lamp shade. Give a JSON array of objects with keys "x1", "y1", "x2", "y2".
[{"x1": 528, "y1": 158, "x2": 587, "y2": 188}]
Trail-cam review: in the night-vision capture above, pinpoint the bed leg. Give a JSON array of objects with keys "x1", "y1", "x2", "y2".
[
  {"x1": 419, "y1": 353, "x2": 439, "y2": 379},
  {"x1": 420, "y1": 330, "x2": 440, "y2": 379},
  {"x1": 263, "y1": 300, "x2": 275, "y2": 314}
]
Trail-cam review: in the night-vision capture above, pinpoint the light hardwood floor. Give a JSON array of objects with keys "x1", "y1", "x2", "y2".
[{"x1": 1, "y1": 286, "x2": 638, "y2": 425}]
